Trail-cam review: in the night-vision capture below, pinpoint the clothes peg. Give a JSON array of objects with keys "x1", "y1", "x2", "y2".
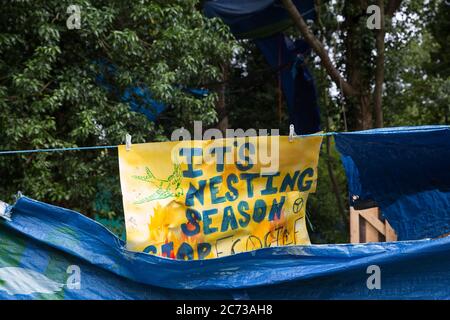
[
  {"x1": 126, "y1": 134, "x2": 132, "y2": 151},
  {"x1": 289, "y1": 124, "x2": 297, "y2": 142}
]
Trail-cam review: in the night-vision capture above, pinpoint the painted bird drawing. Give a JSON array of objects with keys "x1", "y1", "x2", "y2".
[{"x1": 132, "y1": 164, "x2": 183, "y2": 204}]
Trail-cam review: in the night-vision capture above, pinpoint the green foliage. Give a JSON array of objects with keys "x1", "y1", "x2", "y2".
[
  {"x1": 426, "y1": 0, "x2": 450, "y2": 78},
  {"x1": 0, "y1": 0, "x2": 236, "y2": 223},
  {"x1": 307, "y1": 141, "x2": 349, "y2": 244},
  {"x1": 384, "y1": 0, "x2": 450, "y2": 126}
]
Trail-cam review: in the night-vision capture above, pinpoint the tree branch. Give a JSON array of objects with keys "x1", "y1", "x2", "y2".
[
  {"x1": 281, "y1": 0, "x2": 358, "y2": 97},
  {"x1": 374, "y1": 0, "x2": 385, "y2": 128},
  {"x1": 385, "y1": 0, "x2": 403, "y2": 18}
]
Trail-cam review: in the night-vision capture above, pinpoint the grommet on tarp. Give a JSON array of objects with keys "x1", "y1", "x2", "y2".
[
  {"x1": 289, "y1": 124, "x2": 297, "y2": 142},
  {"x1": 125, "y1": 134, "x2": 132, "y2": 151}
]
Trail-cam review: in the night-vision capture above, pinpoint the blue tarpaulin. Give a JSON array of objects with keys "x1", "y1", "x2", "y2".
[
  {"x1": 204, "y1": 0, "x2": 321, "y2": 134},
  {"x1": 204, "y1": 0, "x2": 315, "y2": 39},
  {"x1": 95, "y1": 60, "x2": 166, "y2": 121},
  {"x1": 1, "y1": 195, "x2": 450, "y2": 299},
  {"x1": 255, "y1": 34, "x2": 321, "y2": 134},
  {"x1": 335, "y1": 125, "x2": 450, "y2": 241},
  {"x1": 95, "y1": 60, "x2": 208, "y2": 122}
]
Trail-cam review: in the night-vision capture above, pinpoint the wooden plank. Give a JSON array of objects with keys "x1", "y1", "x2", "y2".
[
  {"x1": 364, "y1": 218, "x2": 380, "y2": 242},
  {"x1": 360, "y1": 209, "x2": 386, "y2": 235},
  {"x1": 349, "y1": 207, "x2": 360, "y2": 243},
  {"x1": 385, "y1": 219, "x2": 397, "y2": 241},
  {"x1": 350, "y1": 206, "x2": 398, "y2": 243},
  {"x1": 437, "y1": 232, "x2": 450, "y2": 239}
]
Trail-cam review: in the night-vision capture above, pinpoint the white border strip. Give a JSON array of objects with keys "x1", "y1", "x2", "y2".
[{"x1": 0, "y1": 200, "x2": 11, "y2": 221}]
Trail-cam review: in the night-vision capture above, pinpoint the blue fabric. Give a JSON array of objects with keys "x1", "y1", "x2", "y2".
[
  {"x1": 95, "y1": 60, "x2": 209, "y2": 122},
  {"x1": 95, "y1": 60, "x2": 166, "y2": 121},
  {"x1": 121, "y1": 85, "x2": 166, "y2": 121},
  {"x1": 255, "y1": 34, "x2": 320, "y2": 134},
  {"x1": 1, "y1": 196, "x2": 450, "y2": 299},
  {"x1": 335, "y1": 125, "x2": 450, "y2": 241},
  {"x1": 204, "y1": 1, "x2": 320, "y2": 134},
  {"x1": 204, "y1": 0, "x2": 316, "y2": 39}
]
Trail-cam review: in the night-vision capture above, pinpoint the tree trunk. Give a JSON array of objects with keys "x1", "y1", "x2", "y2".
[
  {"x1": 324, "y1": 112, "x2": 347, "y2": 223},
  {"x1": 360, "y1": 94, "x2": 372, "y2": 130},
  {"x1": 374, "y1": 0, "x2": 385, "y2": 128},
  {"x1": 282, "y1": 0, "x2": 402, "y2": 131},
  {"x1": 217, "y1": 64, "x2": 228, "y2": 134},
  {"x1": 344, "y1": 0, "x2": 373, "y2": 130},
  {"x1": 280, "y1": 0, "x2": 357, "y2": 97}
]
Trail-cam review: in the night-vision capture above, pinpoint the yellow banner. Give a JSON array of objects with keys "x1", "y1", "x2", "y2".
[{"x1": 119, "y1": 135, "x2": 322, "y2": 260}]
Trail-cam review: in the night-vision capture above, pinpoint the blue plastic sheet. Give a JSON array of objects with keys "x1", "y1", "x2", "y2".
[
  {"x1": 255, "y1": 34, "x2": 320, "y2": 134},
  {"x1": 1, "y1": 195, "x2": 450, "y2": 299},
  {"x1": 204, "y1": 1, "x2": 321, "y2": 134},
  {"x1": 95, "y1": 60, "x2": 166, "y2": 121},
  {"x1": 204, "y1": 0, "x2": 315, "y2": 39},
  {"x1": 95, "y1": 60, "x2": 208, "y2": 122},
  {"x1": 335, "y1": 125, "x2": 450, "y2": 241}
]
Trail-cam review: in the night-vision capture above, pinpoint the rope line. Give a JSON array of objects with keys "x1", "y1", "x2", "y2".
[
  {"x1": 0, "y1": 145, "x2": 118, "y2": 155},
  {"x1": 0, "y1": 132, "x2": 338, "y2": 155}
]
